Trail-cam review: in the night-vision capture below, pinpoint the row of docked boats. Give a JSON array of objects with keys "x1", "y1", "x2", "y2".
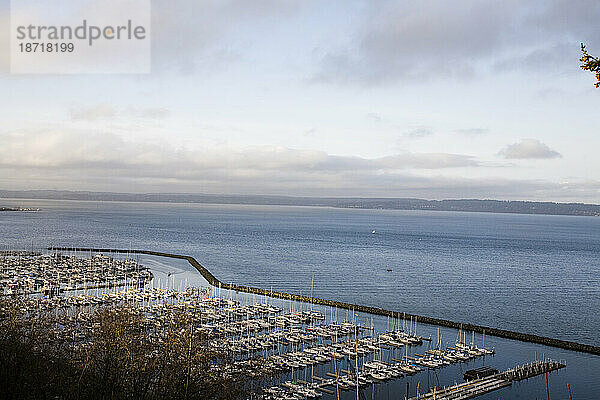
[
  {"x1": 1, "y1": 253, "x2": 497, "y2": 400},
  {"x1": 0, "y1": 253, "x2": 152, "y2": 295}
]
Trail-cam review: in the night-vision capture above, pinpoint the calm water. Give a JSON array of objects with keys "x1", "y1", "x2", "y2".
[{"x1": 1, "y1": 199, "x2": 599, "y2": 398}]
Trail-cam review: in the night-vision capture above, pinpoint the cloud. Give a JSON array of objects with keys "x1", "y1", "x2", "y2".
[
  {"x1": 314, "y1": 0, "x2": 600, "y2": 85},
  {"x1": 70, "y1": 105, "x2": 117, "y2": 121},
  {"x1": 376, "y1": 153, "x2": 477, "y2": 169},
  {"x1": 401, "y1": 127, "x2": 434, "y2": 139},
  {"x1": 304, "y1": 127, "x2": 317, "y2": 137},
  {"x1": 493, "y1": 42, "x2": 578, "y2": 72},
  {"x1": 0, "y1": 1, "x2": 312, "y2": 76},
  {"x1": 0, "y1": 128, "x2": 595, "y2": 202},
  {"x1": 70, "y1": 105, "x2": 169, "y2": 121},
  {"x1": 453, "y1": 128, "x2": 489, "y2": 135},
  {"x1": 499, "y1": 139, "x2": 562, "y2": 159},
  {"x1": 126, "y1": 107, "x2": 170, "y2": 119},
  {"x1": 0, "y1": 9, "x2": 9, "y2": 73},
  {"x1": 0, "y1": 128, "x2": 476, "y2": 172},
  {"x1": 365, "y1": 113, "x2": 383, "y2": 122},
  {"x1": 150, "y1": 0, "x2": 312, "y2": 73},
  {"x1": 0, "y1": 128, "x2": 480, "y2": 196}
]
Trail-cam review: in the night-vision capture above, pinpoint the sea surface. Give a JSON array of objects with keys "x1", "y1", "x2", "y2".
[{"x1": 1, "y1": 198, "x2": 599, "y2": 398}]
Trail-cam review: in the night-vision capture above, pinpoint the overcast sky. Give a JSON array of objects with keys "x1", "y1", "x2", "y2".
[{"x1": 1, "y1": 0, "x2": 599, "y2": 202}]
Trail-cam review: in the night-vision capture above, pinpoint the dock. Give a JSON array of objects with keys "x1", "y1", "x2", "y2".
[
  {"x1": 463, "y1": 366, "x2": 498, "y2": 381},
  {"x1": 410, "y1": 360, "x2": 565, "y2": 400},
  {"x1": 1, "y1": 247, "x2": 575, "y2": 400},
  {"x1": 48, "y1": 247, "x2": 600, "y2": 356}
]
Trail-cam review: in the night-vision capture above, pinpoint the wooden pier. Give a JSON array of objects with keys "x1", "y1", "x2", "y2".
[{"x1": 409, "y1": 360, "x2": 565, "y2": 400}]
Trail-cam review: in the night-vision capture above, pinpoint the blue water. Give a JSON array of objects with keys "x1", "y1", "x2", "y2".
[{"x1": 1, "y1": 199, "x2": 599, "y2": 398}]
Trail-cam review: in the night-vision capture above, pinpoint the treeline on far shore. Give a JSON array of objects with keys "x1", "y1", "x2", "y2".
[{"x1": 2, "y1": 190, "x2": 600, "y2": 216}]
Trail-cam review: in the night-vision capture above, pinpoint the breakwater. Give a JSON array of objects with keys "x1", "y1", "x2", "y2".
[{"x1": 49, "y1": 247, "x2": 600, "y2": 356}]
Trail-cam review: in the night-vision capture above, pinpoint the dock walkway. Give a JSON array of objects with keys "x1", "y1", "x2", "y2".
[{"x1": 410, "y1": 360, "x2": 565, "y2": 400}]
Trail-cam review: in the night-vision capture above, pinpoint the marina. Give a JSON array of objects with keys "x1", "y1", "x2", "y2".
[
  {"x1": 0, "y1": 251, "x2": 153, "y2": 295},
  {"x1": 49, "y1": 247, "x2": 600, "y2": 356},
  {"x1": 2, "y1": 0, "x2": 600, "y2": 397},
  {"x1": 0, "y1": 250, "x2": 572, "y2": 399}
]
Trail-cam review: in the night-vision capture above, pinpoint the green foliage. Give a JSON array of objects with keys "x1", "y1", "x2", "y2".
[{"x1": 580, "y1": 43, "x2": 600, "y2": 88}]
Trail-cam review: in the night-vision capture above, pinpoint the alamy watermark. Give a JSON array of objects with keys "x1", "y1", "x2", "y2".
[{"x1": 10, "y1": 0, "x2": 151, "y2": 74}]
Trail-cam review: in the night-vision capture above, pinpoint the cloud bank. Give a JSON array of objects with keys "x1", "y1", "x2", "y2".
[
  {"x1": 0, "y1": 129, "x2": 476, "y2": 172},
  {"x1": 315, "y1": 0, "x2": 600, "y2": 85},
  {"x1": 0, "y1": 129, "x2": 594, "y2": 202}
]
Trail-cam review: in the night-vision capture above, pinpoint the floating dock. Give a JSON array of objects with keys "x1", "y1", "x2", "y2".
[
  {"x1": 463, "y1": 366, "x2": 498, "y2": 381},
  {"x1": 410, "y1": 360, "x2": 565, "y2": 400}
]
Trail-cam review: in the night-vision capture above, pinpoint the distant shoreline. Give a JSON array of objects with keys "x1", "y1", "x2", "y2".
[
  {"x1": 1, "y1": 189, "x2": 599, "y2": 217},
  {"x1": 0, "y1": 206, "x2": 40, "y2": 212}
]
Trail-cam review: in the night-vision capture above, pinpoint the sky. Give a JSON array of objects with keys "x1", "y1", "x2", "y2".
[{"x1": 1, "y1": 0, "x2": 599, "y2": 202}]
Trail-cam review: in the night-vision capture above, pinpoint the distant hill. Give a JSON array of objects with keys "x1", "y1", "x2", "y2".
[{"x1": 1, "y1": 189, "x2": 599, "y2": 217}]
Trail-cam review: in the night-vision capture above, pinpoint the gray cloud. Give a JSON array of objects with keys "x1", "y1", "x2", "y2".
[
  {"x1": 315, "y1": 0, "x2": 600, "y2": 85},
  {"x1": 493, "y1": 42, "x2": 578, "y2": 73},
  {"x1": 0, "y1": 1, "x2": 311, "y2": 75},
  {"x1": 0, "y1": 9, "x2": 9, "y2": 73},
  {"x1": 150, "y1": 0, "x2": 312, "y2": 73},
  {"x1": 499, "y1": 139, "x2": 562, "y2": 159},
  {"x1": 0, "y1": 129, "x2": 595, "y2": 201},
  {"x1": 401, "y1": 127, "x2": 434, "y2": 139}
]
